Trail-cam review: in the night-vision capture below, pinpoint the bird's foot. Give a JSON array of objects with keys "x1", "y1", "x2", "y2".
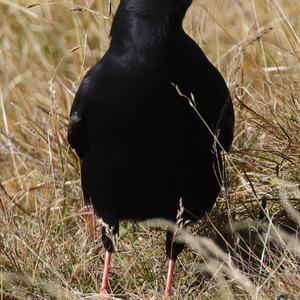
[
  {"x1": 98, "y1": 288, "x2": 110, "y2": 300},
  {"x1": 164, "y1": 290, "x2": 172, "y2": 299},
  {"x1": 98, "y1": 292, "x2": 111, "y2": 300}
]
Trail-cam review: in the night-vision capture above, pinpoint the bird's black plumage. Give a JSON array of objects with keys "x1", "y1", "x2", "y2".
[{"x1": 68, "y1": 0, "x2": 234, "y2": 260}]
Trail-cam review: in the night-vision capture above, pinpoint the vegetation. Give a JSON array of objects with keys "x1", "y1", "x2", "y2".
[{"x1": 0, "y1": 0, "x2": 299, "y2": 299}]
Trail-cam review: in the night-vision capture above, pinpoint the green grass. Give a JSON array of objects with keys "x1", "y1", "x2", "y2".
[{"x1": 0, "y1": 0, "x2": 299, "y2": 299}]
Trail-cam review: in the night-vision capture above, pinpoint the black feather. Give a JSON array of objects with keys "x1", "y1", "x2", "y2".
[{"x1": 68, "y1": 0, "x2": 234, "y2": 259}]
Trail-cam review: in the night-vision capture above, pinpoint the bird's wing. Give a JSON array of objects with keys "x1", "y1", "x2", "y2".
[
  {"x1": 67, "y1": 78, "x2": 91, "y2": 159},
  {"x1": 215, "y1": 94, "x2": 235, "y2": 151},
  {"x1": 174, "y1": 34, "x2": 235, "y2": 151}
]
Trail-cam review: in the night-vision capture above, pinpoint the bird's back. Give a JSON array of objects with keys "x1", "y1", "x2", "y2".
[
  {"x1": 73, "y1": 52, "x2": 207, "y2": 219},
  {"x1": 68, "y1": 9, "x2": 234, "y2": 222}
]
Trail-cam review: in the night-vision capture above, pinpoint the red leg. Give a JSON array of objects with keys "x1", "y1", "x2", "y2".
[
  {"x1": 164, "y1": 258, "x2": 176, "y2": 298},
  {"x1": 99, "y1": 250, "x2": 112, "y2": 298},
  {"x1": 82, "y1": 205, "x2": 97, "y2": 237}
]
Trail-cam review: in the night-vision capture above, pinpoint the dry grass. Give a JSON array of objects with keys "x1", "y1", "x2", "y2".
[{"x1": 0, "y1": 0, "x2": 299, "y2": 299}]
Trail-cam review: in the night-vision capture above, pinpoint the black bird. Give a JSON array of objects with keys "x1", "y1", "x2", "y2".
[{"x1": 68, "y1": 0, "x2": 234, "y2": 297}]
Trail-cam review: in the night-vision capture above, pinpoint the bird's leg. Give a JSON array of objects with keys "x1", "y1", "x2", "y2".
[
  {"x1": 164, "y1": 258, "x2": 176, "y2": 298},
  {"x1": 100, "y1": 250, "x2": 112, "y2": 294},
  {"x1": 99, "y1": 218, "x2": 119, "y2": 298},
  {"x1": 82, "y1": 204, "x2": 98, "y2": 238},
  {"x1": 164, "y1": 229, "x2": 185, "y2": 298}
]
